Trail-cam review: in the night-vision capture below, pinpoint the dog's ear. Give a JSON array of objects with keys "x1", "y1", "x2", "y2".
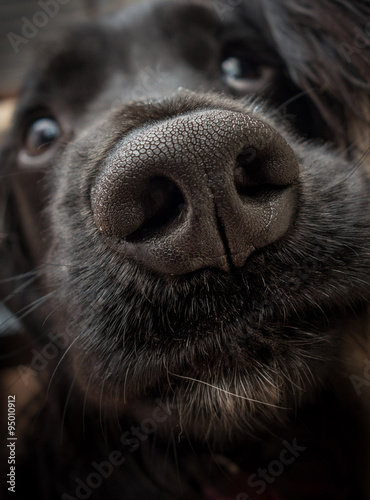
[{"x1": 262, "y1": 0, "x2": 370, "y2": 147}]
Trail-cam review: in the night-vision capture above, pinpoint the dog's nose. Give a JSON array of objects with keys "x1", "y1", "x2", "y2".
[{"x1": 91, "y1": 109, "x2": 299, "y2": 274}]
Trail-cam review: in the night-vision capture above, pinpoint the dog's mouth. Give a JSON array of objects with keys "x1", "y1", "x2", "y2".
[{"x1": 67, "y1": 257, "x2": 333, "y2": 442}]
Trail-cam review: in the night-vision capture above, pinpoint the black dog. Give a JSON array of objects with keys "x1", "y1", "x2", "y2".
[{"x1": 1, "y1": 0, "x2": 370, "y2": 498}]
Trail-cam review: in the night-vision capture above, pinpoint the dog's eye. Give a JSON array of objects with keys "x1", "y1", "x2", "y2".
[
  {"x1": 221, "y1": 56, "x2": 274, "y2": 92},
  {"x1": 24, "y1": 118, "x2": 61, "y2": 157}
]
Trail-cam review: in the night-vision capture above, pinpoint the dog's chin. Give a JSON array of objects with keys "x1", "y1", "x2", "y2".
[{"x1": 68, "y1": 311, "x2": 327, "y2": 443}]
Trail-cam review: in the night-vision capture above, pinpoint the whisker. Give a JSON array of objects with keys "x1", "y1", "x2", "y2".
[
  {"x1": 60, "y1": 375, "x2": 77, "y2": 444},
  {"x1": 2, "y1": 275, "x2": 39, "y2": 304},
  {"x1": 46, "y1": 334, "x2": 81, "y2": 398},
  {"x1": 0, "y1": 292, "x2": 54, "y2": 343},
  {"x1": 0, "y1": 269, "x2": 39, "y2": 284},
  {"x1": 82, "y1": 371, "x2": 94, "y2": 440},
  {"x1": 99, "y1": 378, "x2": 109, "y2": 444},
  {"x1": 276, "y1": 87, "x2": 318, "y2": 111},
  {"x1": 168, "y1": 372, "x2": 288, "y2": 409}
]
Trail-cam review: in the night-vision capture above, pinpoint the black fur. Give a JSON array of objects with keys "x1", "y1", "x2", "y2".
[{"x1": 1, "y1": 1, "x2": 370, "y2": 499}]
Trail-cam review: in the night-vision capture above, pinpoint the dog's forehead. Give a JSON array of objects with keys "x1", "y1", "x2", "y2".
[
  {"x1": 13, "y1": 3, "x2": 218, "y2": 117},
  {"x1": 21, "y1": 0, "x2": 267, "y2": 96},
  {"x1": 11, "y1": 3, "x2": 221, "y2": 128},
  {"x1": 44, "y1": 1, "x2": 224, "y2": 74},
  {"x1": 11, "y1": 0, "x2": 284, "y2": 135}
]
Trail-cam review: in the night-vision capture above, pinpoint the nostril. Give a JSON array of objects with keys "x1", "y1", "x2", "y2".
[
  {"x1": 127, "y1": 176, "x2": 185, "y2": 242},
  {"x1": 92, "y1": 109, "x2": 299, "y2": 274},
  {"x1": 234, "y1": 148, "x2": 271, "y2": 197},
  {"x1": 234, "y1": 147, "x2": 290, "y2": 197},
  {"x1": 145, "y1": 177, "x2": 183, "y2": 217},
  {"x1": 234, "y1": 148, "x2": 261, "y2": 196}
]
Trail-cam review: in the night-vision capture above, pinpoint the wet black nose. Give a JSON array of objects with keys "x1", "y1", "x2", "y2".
[{"x1": 91, "y1": 109, "x2": 299, "y2": 275}]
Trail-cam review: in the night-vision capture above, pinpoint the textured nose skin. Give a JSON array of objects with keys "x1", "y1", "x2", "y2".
[{"x1": 91, "y1": 109, "x2": 299, "y2": 275}]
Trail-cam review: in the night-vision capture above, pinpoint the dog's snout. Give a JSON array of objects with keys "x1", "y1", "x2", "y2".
[{"x1": 91, "y1": 109, "x2": 299, "y2": 274}]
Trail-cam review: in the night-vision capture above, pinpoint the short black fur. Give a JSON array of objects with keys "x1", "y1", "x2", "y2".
[{"x1": 1, "y1": 1, "x2": 370, "y2": 499}]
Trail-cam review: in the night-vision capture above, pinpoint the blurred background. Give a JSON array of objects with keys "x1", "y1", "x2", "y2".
[{"x1": 0, "y1": 0, "x2": 141, "y2": 136}]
